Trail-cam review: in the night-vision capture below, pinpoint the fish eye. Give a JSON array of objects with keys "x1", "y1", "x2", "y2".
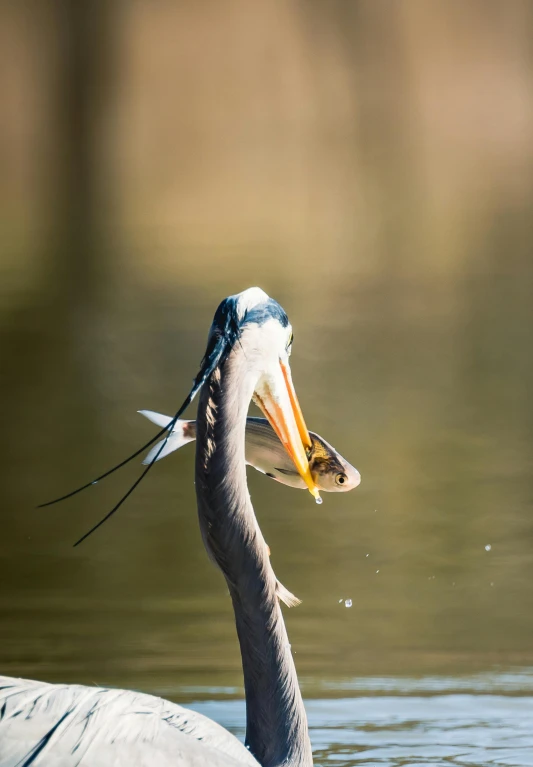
[{"x1": 335, "y1": 473, "x2": 347, "y2": 486}]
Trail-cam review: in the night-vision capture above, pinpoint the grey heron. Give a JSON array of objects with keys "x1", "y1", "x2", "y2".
[{"x1": 0, "y1": 287, "x2": 321, "y2": 766}]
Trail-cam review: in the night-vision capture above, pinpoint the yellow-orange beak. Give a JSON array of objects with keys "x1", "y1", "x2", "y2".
[{"x1": 254, "y1": 359, "x2": 321, "y2": 503}]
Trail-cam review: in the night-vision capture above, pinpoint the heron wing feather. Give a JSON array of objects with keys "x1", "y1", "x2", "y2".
[{"x1": 0, "y1": 676, "x2": 258, "y2": 767}]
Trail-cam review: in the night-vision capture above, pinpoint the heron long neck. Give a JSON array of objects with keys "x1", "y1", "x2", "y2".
[{"x1": 195, "y1": 351, "x2": 313, "y2": 767}]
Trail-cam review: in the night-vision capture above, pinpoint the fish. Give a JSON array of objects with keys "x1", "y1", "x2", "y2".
[{"x1": 138, "y1": 410, "x2": 361, "y2": 492}]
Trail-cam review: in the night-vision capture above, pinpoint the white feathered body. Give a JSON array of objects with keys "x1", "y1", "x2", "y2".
[{"x1": 0, "y1": 676, "x2": 258, "y2": 767}]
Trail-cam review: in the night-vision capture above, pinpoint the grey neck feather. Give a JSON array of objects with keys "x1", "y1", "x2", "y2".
[{"x1": 195, "y1": 348, "x2": 313, "y2": 767}]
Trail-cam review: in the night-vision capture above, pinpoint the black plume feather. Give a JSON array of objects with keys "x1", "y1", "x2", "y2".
[{"x1": 40, "y1": 296, "x2": 246, "y2": 545}]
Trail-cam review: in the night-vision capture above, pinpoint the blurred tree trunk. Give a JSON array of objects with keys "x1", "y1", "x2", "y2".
[
  {"x1": 0, "y1": 0, "x2": 119, "y2": 515},
  {"x1": 52, "y1": 0, "x2": 117, "y2": 309}
]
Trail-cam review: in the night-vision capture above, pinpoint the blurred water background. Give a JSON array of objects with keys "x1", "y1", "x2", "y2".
[{"x1": 1, "y1": 2, "x2": 533, "y2": 764}]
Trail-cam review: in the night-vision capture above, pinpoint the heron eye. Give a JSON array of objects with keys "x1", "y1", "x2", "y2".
[
  {"x1": 286, "y1": 332, "x2": 294, "y2": 355},
  {"x1": 335, "y1": 473, "x2": 346, "y2": 486}
]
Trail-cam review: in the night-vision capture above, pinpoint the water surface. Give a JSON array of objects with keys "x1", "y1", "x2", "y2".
[{"x1": 191, "y1": 672, "x2": 533, "y2": 766}]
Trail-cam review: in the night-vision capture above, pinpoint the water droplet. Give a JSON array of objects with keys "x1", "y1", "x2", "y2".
[
  {"x1": 485, "y1": 544, "x2": 492, "y2": 551},
  {"x1": 315, "y1": 496, "x2": 323, "y2": 505},
  {"x1": 338, "y1": 598, "x2": 343, "y2": 603},
  {"x1": 376, "y1": 570, "x2": 380, "y2": 574},
  {"x1": 344, "y1": 599, "x2": 352, "y2": 608},
  {"x1": 91, "y1": 480, "x2": 98, "y2": 486},
  {"x1": 365, "y1": 554, "x2": 369, "y2": 557}
]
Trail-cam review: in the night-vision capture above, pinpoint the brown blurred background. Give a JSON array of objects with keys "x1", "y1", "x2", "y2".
[{"x1": 1, "y1": 0, "x2": 533, "y2": 699}]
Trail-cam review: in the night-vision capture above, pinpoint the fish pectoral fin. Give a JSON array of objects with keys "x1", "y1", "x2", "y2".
[
  {"x1": 273, "y1": 467, "x2": 299, "y2": 476},
  {"x1": 276, "y1": 580, "x2": 301, "y2": 608}
]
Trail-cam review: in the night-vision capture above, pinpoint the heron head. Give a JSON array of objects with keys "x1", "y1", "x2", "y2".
[{"x1": 204, "y1": 288, "x2": 321, "y2": 502}]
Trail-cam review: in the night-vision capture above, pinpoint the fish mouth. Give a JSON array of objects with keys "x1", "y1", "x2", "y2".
[
  {"x1": 341, "y1": 467, "x2": 362, "y2": 491},
  {"x1": 309, "y1": 459, "x2": 361, "y2": 493},
  {"x1": 253, "y1": 359, "x2": 321, "y2": 503}
]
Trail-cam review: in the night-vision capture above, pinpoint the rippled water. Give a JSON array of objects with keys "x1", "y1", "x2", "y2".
[{"x1": 191, "y1": 673, "x2": 533, "y2": 766}]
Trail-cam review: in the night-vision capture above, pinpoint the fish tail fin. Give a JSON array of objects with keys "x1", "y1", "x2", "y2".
[
  {"x1": 138, "y1": 410, "x2": 174, "y2": 429},
  {"x1": 139, "y1": 413, "x2": 195, "y2": 465},
  {"x1": 276, "y1": 580, "x2": 302, "y2": 608}
]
